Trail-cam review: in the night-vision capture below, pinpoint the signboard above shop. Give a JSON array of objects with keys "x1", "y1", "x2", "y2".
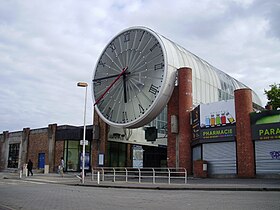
[
  {"x1": 191, "y1": 99, "x2": 236, "y2": 142},
  {"x1": 251, "y1": 110, "x2": 280, "y2": 141},
  {"x1": 199, "y1": 99, "x2": 236, "y2": 128},
  {"x1": 191, "y1": 106, "x2": 200, "y2": 140},
  {"x1": 201, "y1": 126, "x2": 236, "y2": 139}
]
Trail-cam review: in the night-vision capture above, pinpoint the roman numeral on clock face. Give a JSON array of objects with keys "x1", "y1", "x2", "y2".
[
  {"x1": 139, "y1": 31, "x2": 145, "y2": 42},
  {"x1": 154, "y1": 63, "x2": 164, "y2": 70},
  {"x1": 139, "y1": 104, "x2": 145, "y2": 114},
  {"x1": 98, "y1": 60, "x2": 106, "y2": 67},
  {"x1": 149, "y1": 84, "x2": 159, "y2": 95},
  {"x1": 150, "y1": 42, "x2": 159, "y2": 52},
  {"x1": 109, "y1": 43, "x2": 116, "y2": 52},
  {"x1": 122, "y1": 111, "x2": 128, "y2": 123},
  {"x1": 124, "y1": 32, "x2": 130, "y2": 42},
  {"x1": 106, "y1": 107, "x2": 113, "y2": 120},
  {"x1": 93, "y1": 80, "x2": 101, "y2": 86}
]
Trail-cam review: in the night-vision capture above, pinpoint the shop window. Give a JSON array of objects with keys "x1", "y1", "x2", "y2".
[
  {"x1": 64, "y1": 140, "x2": 90, "y2": 172},
  {"x1": 108, "y1": 142, "x2": 127, "y2": 167},
  {"x1": 8, "y1": 143, "x2": 20, "y2": 168}
]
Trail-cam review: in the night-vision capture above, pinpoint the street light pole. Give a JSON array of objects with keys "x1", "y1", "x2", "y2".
[{"x1": 77, "y1": 82, "x2": 88, "y2": 184}]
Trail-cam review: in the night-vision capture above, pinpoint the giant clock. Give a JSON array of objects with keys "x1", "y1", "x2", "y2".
[{"x1": 92, "y1": 26, "x2": 176, "y2": 128}]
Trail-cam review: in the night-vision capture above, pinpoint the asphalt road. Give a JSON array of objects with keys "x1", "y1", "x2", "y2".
[{"x1": 0, "y1": 179, "x2": 279, "y2": 210}]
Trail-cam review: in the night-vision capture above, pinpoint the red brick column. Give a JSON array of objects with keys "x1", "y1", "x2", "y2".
[
  {"x1": 21, "y1": 128, "x2": 30, "y2": 167},
  {"x1": 178, "y1": 67, "x2": 193, "y2": 173},
  {"x1": 0, "y1": 131, "x2": 9, "y2": 170},
  {"x1": 92, "y1": 111, "x2": 108, "y2": 168},
  {"x1": 234, "y1": 88, "x2": 255, "y2": 178},
  {"x1": 167, "y1": 86, "x2": 179, "y2": 168},
  {"x1": 54, "y1": 141, "x2": 64, "y2": 171},
  {"x1": 48, "y1": 124, "x2": 57, "y2": 172},
  {"x1": 126, "y1": 144, "x2": 132, "y2": 167}
]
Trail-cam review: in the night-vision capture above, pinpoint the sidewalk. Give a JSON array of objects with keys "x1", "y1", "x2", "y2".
[{"x1": 1, "y1": 172, "x2": 280, "y2": 191}]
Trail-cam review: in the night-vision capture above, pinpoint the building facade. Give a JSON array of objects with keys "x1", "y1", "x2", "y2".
[
  {"x1": 0, "y1": 125, "x2": 92, "y2": 173},
  {"x1": 2, "y1": 27, "x2": 278, "y2": 177},
  {"x1": 2, "y1": 87, "x2": 278, "y2": 178}
]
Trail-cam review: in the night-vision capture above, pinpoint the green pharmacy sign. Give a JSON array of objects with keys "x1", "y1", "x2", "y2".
[
  {"x1": 252, "y1": 124, "x2": 280, "y2": 140},
  {"x1": 251, "y1": 110, "x2": 280, "y2": 140},
  {"x1": 201, "y1": 126, "x2": 235, "y2": 139}
]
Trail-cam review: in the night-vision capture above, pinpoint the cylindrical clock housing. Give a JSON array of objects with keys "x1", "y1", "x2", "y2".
[
  {"x1": 92, "y1": 27, "x2": 177, "y2": 128},
  {"x1": 92, "y1": 26, "x2": 262, "y2": 128}
]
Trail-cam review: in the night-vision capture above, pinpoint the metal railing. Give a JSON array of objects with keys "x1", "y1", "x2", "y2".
[{"x1": 91, "y1": 167, "x2": 187, "y2": 185}]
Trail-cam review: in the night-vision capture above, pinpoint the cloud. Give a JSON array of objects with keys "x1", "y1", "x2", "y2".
[{"x1": 0, "y1": 0, "x2": 279, "y2": 131}]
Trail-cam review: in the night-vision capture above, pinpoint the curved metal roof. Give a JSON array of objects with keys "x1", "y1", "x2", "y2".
[{"x1": 148, "y1": 27, "x2": 263, "y2": 106}]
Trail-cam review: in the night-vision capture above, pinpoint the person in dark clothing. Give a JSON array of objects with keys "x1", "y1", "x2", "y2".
[{"x1": 27, "y1": 159, "x2": 33, "y2": 176}]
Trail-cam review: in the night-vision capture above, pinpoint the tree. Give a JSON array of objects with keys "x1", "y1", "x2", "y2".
[{"x1": 264, "y1": 83, "x2": 280, "y2": 110}]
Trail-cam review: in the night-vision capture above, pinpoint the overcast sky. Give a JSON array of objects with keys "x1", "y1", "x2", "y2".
[{"x1": 1, "y1": 0, "x2": 279, "y2": 132}]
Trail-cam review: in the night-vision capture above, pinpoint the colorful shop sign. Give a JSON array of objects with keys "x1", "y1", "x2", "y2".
[
  {"x1": 191, "y1": 105, "x2": 200, "y2": 140},
  {"x1": 251, "y1": 110, "x2": 280, "y2": 140},
  {"x1": 200, "y1": 99, "x2": 236, "y2": 128},
  {"x1": 191, "y1": 100, "x2": 236, "y2": 141}
]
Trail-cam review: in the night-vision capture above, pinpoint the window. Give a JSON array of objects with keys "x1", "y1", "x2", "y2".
[
  {"x1": 107, "y1": 142, "x2": 127, "y2": 167},
  {"x1": 8, "y1": 143, "x2": 20, "y2": 168},
  {"x1": 64, "y1": 140, "x2": 90, "y2": 171},
  {"x1": 149, "y1": 107, "x2": 167, "y2": 135}
]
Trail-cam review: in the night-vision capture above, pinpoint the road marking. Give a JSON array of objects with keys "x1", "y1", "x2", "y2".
[
  {"x1": 25, "y1": 178, "x2": 58, "y2": 183},
  {"x1": 0, "y1": 180, "x2": 46, "y2": 185},
  {"x1": 0, "y1": 181, "x2": 19, "y2": 185},
  {"x1": 20, "y1": 180, "x2": 46, "y2": 184},
  {"x1": 0, "y1": 203, "x2": 15, "y2": 210}
]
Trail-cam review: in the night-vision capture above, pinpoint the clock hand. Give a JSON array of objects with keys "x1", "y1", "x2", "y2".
[
  {"x1": 94, "y1": 67, "x2": 128, "y2": 106},
  {"x1": 123, "y1": 73, "x2": 128, "y2": 103},
  {"x1": 93, "y1": 73, "x2": 123, "y2": 82}
]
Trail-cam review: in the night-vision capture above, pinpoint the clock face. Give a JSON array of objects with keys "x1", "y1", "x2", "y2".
[{"x1": 92, "y1": 27, "x2": 172, "y2": 128}]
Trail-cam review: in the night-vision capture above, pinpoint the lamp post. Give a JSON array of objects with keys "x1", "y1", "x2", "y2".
[{"x1": 77, "y1": 82, "x2": 88, "y2": 184}]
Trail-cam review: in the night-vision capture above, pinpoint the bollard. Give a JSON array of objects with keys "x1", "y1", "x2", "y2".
[
  {"x1": 19, "y1": 170, "x2": 22, "y2": 179},
  {"x1": 97, "y1": 171, "x2": 100, "y2": 185},
  {"x1": 44, "y1": 165, "x2": 49, "y2": 174},
  {"x1": 23, "y1": 164, "x2": 28, "y2": 177}
]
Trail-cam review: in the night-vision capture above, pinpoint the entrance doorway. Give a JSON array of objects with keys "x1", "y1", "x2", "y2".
[{"x1": 38, "y1": 153, "x2": 45, "y2": 169}]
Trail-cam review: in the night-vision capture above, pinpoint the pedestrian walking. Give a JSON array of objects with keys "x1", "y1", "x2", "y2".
[
  {"x1": 59, "y1": 157, "x2": 65, "y2": 177},
  {"x1": 27, "y1": 159, "x2": 33, "y2": 176}
]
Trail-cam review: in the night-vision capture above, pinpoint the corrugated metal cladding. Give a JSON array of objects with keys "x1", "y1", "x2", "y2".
[
  {"x1": 154, "y1": 27, "x2": 262, "y2": 106},
  {"x1": 255, "y1": 140, "x2": 280, "y2": 174},
  {"x1": 203, "y1": 142, "x2": 236, "y2": 175}
]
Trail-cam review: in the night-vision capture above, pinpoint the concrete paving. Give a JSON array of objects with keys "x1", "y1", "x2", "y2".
[{"x1": 1, "y1": 171, "x2": 280, "y2": 191}]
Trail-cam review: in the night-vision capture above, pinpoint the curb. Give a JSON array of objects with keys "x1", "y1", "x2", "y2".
[
  {"x1": 70, "y1": 183, "x2": 280, "y2": 192},
  {"x1": 2, "y1": 174, "x2": 280, "y2": 192}
]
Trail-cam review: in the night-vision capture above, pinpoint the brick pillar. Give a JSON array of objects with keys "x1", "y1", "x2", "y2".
[
  {"x1": 0, "y1": 131, "x2": 9, "y2": 170},
  {"x1": 234, "y1": 88, "x2": 255, "y2": 178},
  {"x1": 178, "y1": 67, "x2": 193, "y2": 173},
  {"x1": 126, "y1": 144, "x2": 132, "y2": 167},
  {"x1": 21, "y1": 128, "x2": 30, "y2": 166},
  {"x1": 0, "y1": 133, "x2": 3, "y2": 171},
  {"x1": 167, "y1": 86, "x2": 179, "y2": 168},
  {"x1": 92, "y1": 111, "x2": 108, "y2": 168},
  {"x1": 48, "y1": 124, "x2": 57, "y2": 172}
]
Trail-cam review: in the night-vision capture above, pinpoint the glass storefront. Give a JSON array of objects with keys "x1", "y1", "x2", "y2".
[
  {"x1": 64, "y1": 140, "x2": 91, "y2": 172},
  {"x1": 107, "y1": 142, "x2": 127, "y2": 167}
]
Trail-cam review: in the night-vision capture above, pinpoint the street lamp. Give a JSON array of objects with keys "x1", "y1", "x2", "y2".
[{"x1": 77, "y1": 82, "x2": 88, "y2": 184}]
